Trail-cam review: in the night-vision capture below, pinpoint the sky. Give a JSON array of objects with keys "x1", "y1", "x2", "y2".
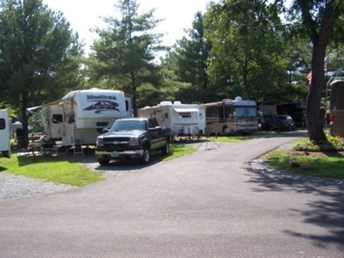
[{"x1": 43, "y1": 0, "x2": 216, "y2": 55}]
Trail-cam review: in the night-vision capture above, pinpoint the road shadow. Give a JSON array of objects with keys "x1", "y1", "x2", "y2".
[{"x1": 245, "y1": 162, "x2": 344, "y2": 250}]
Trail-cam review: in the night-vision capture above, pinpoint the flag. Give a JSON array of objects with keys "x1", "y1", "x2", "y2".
[
  {"x1": 324, "y1": 55, "x2": 328, "y2": 72},
  {"x1": 307, "y1": 56, "x2": 328, "y2": 84},
  {"x1": 307, "y1": 71, "x2": 312, "y2": 85}
]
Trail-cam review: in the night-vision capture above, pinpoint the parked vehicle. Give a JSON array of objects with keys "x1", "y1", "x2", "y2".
[
  {"x1": 257, "y1": 101, "x2": 278, "y2": 131},
  {"x1": 28, "y1": 88, "x2": 132, "y2": 147},
  {"x1": 199, "y1": 96, "x2": 258, "y2": 135},
  {"x1": 95, "y1": 117, "x2": 171, "y2": 166},
  {"x1": 328, "y1": 77, "x2": 344, "y2": 137},
  {"x1": 138, "y1": 101, "x2": 206, "y2": 139},
  {"x1": 0, "y1": 109, "x2": 11, "y2": 158},
  {"x1": 273, "y1": 115, "x2": 296, "y2": 131}
]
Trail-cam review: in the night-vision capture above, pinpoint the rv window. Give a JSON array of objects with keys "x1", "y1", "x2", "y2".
[
  {"x1": 179, "y1": 113, "x2": 191, "y2": 118},
  {"x1": 0, "y1": 118, "x2": 5, "y2": 130},
  {"x1": 165, "y1": 113, "x2": 168, "y2": 119},
  {"x1": 52, "y1": 114, "x2": 63, "y2": 124}
]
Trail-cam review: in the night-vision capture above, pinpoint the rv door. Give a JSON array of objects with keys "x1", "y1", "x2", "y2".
[{"x1": 47, "y1": 106, "x2": 65, "y2": 139}]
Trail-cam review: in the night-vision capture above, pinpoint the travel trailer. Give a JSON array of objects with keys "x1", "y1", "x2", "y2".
[
  {"x1": 39, "y1": 88, "x2": 132, "y2": 146},
  {"x1": 328, "y1": 77, "x2": 344, "y2": 137},
  {"x1": 200, "y1": 97, "x2": 258, "y2": 135},
  {"x1": 138, "y1": 101, "x2": 206, "y2": 138},
  {"x1": 0, "y1": 109, "x2": 11, "y2": 158}
]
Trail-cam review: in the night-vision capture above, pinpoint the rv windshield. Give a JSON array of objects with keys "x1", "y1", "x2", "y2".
[
  {"x1": 111, "y1": 120, "x2": 147, "y2": 132},
  {"x1": 233, "y1": 106, "x2": 257, "y2": 117}
]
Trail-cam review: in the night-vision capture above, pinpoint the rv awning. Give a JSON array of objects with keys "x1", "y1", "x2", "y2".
[{"x1": 173, "y1": 108, "x2": 199, "y2": 113}]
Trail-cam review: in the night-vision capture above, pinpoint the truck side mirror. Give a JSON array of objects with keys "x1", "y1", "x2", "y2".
[{"x1": 102, "y1": 128, "x2": 109, "y2": 134}]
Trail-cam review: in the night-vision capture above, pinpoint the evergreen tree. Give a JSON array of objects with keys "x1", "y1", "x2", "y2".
[{"x1": 90, "y1": 0, "x2": 163, "y2": 116}]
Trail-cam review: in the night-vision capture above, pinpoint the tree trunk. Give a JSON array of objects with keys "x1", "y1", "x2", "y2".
[
  {"x1": 20, "y1": 91, "x2": 30, "y2": 148},
  {"x1": 306, "y1": 42, "x2": 327, "y2": 143},
  {"x1": 131, "y1": 71, "x2": 138, "y2": 117}
]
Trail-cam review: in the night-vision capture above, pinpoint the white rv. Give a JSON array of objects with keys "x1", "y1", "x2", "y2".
[
  {"x1": 138, "y1": 101, "x2": 206, "y2": 138},
  {"x1": 44, "y1": 88, "x2": 132, "y2": 146},
  {"x1": 0, "y1": 109, "x2": 11, "y2": 158}
]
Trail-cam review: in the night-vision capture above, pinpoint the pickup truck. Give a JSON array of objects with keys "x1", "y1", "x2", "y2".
[{"x1": 95, "y1": 117, "x2": 171, "y2": 166}]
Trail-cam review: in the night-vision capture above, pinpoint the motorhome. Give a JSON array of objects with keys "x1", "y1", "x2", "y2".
[
  {"x1": 138, "y1": 101, "x2": 206, "y2": 138},
  {"x1": 328, "y1": 77, "x2": 344, "y2": 137},
  {"x1": 0, "y1": 109, "x2": 11, "y2": 158},
  {"x1": 39, "y1": 88, "x2": 132, "y2": 146},
  {"x1": 200, "y1": 97, "x2": 258, "y2": 135}
]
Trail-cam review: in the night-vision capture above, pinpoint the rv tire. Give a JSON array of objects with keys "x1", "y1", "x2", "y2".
[{"x1": 98, "y1": 158, "x2": 110, "y2": 166}]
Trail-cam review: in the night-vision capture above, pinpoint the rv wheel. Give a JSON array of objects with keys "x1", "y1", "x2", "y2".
[
  {"x1": 223, "y1": 126, "x2": 230, "y2": 135},
  {"x1": 98, "y1": 158, "x2": 110, "y2": 166}
]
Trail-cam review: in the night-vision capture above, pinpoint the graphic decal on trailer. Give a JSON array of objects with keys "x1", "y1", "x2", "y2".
[{"x1": 83, "y1": 94, "x2": 121, "y2": 113}]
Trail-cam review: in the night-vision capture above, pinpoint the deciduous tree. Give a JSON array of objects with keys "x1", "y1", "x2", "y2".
[{"x1": 0, "y1": 0, "x2": 83, "y2": 147}]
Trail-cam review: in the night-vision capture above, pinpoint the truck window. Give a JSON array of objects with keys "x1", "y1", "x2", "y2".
[
  {"x1": 149, "y1": 118, "x2": 158, "y2": 128},
  {"x1": 0, "y1": 118, "x2": 5, "y2": 130}
]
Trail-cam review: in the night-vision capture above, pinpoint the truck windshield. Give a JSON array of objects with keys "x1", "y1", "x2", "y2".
[{"x1": 111, "y1": 120, "x2": 147, "y2": 132}]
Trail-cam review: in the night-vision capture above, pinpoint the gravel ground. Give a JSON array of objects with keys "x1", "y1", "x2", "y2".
[{"x1": 0, "y1": 173, "x2": 76, "y2": 201}]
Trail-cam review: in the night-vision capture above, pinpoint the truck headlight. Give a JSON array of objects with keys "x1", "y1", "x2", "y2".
[
  {"x1": 129, "y1": 137, "x2": 140, "y2": 146},
  {"x1": 96, "y1": 137, "x2": 104, "y2": 147}
]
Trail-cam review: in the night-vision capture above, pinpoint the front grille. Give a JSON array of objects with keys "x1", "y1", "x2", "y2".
[{"x1": 103, "y1": 137, "x2": 131, "y2": 148}]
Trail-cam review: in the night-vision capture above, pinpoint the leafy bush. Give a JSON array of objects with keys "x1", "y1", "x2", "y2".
[{"x1": 293, "y1": 136, "x2": 344, "y2": 152}]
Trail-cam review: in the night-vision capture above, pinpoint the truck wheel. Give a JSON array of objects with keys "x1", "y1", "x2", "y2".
[
  {"x1": 98, "y1": 158, "x2": 110, "y2": 166},
  {"x1": 141, "y1": 147, "x2": 151, "y2": 165},
  {"x1": 162, "y1": 140, "x2": 170, "y2": 155}
]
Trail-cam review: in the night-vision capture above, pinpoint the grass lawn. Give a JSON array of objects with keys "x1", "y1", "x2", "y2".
[
  {"x1": 263, "y1": 136, "x2": 344, "y2": 180},
  {"x1": 0, "y1": 151, "x2": 104, "y2": 187}
]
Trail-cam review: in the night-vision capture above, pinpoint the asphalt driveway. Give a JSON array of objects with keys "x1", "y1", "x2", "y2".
[{"x1": 1, "y1": 131, "x2": 343, "y2": 257}]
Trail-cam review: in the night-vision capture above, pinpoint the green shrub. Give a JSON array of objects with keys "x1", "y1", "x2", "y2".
[{"x1": 293, "y1": 136, "x2": 344, "y2": 152}]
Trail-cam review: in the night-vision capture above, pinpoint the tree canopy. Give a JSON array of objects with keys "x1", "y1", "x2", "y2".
[
  {"x1": 0, "y1": 0, "x2": 83, "y2": 147},
  {"x1": 90, "y1": 0, "x2": 163, "y2": 116}
]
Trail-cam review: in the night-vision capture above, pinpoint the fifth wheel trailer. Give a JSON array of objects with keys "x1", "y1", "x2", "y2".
[{"x1": 32, "y1": 88, "x2": 132, "y2": 147}]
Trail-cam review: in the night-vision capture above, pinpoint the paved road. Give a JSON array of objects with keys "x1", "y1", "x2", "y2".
[{"x1": 1, "y1": 131, "x2": 344, "y2": 257}]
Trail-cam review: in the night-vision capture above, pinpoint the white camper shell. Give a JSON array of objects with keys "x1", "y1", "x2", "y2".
[
  {"x1": 0, "y1": 109, "x2": 11, "y2": 158},
  {"x1": 44, "y1": 88, "x2": 132, "y2": 146},
  {"x1": 138, "y1": 101, "x2": 206, "y2": 138}
]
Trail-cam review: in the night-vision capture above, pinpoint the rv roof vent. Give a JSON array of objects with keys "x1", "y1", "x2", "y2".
[
  {"x1": 174, "y1": 101, "x2": 182, "y2": 105},
  {"x1": 235, "y1": 96, "x2": 243, "y2": 101},
  {"x1": 160, "y1": 101, "x2": 173, "y2": 106}
]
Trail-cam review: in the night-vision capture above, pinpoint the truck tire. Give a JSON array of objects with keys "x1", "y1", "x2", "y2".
[
  {"x1": 98, "y1": 158, "x2": 110, "y2": 166},
  {"x1": 140, "y1": 147, "x2": 151, "y2": 165},
  {"x1": 162, "y1": 140, "x2": 170, "y2": 155}
]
